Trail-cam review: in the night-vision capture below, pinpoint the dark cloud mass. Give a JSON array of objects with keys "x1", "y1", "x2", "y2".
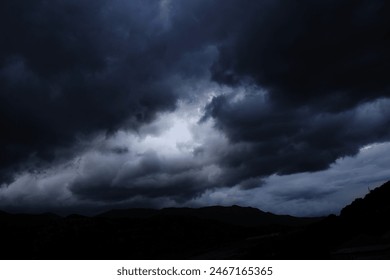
[
  {"x1": 0, "y1": 0, "x2": 212, "y2": 182},
  {"x1": 0, "y1": 0, "x2": 389, "y2": 214},
  {"x1": 206, "y1": 0, "x2": 390, "y2": 178},
  {"x1": 212, "y1": 0, "x2": 390, "y2": 110}
]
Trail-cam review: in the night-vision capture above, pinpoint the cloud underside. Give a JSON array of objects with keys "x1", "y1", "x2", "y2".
[{"x1": 0, "y1": 0, "x2": 389, "y2": 214}]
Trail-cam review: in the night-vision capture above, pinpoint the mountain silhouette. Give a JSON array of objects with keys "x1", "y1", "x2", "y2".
[
  {"x1": 331, "y1": 181, "x2": 390, "y2": 258},
  {"x1": 0, "y1": 181, "x2": 389, "y2": 259},
  {"x1": 238, "y1": 181, "x2": 390, "y2": 259},
  {"x1": 99, "y1": 205, "x2": 320, "y2": 227},
  {"x1": 341, "y1": 181, "x2": 390, "y2": 220}
]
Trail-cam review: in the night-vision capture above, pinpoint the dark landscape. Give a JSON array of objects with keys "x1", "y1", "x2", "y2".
[
  {"x1": 0, "y1": 0, "x2": 389, "y2": 262},
  {"x1": 1, "y1": 181, "x2": 389, "y2": 260}
]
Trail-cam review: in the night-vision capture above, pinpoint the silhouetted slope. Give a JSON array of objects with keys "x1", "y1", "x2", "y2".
[
  {"x1": 0, "y1": 211, "x2": 257, "y2": 259},
  {"x1": 99, "y1": 205, "x2": 320, "y2": 227},
  {"x1": 0, "y1": 181, "x2": 389, "y2": 259},
  {"x1": 239, "y1": 181, "x2": 390, "y2": 259},
  {"x1": 330, "y1": 181, "x2": 390, "y2": 258},
  {"x1": 0, "y1": 210, "x2": 9, "y2": 217},
  {"x1": 341, "y1": 181, "x2": 390, "y2": 220},
  {"x1": 0, "y1": 205, "x2": 317, "y2": 259},
  {"x1": 193, "y1": 181, "x2": 390, "y2": 260}
]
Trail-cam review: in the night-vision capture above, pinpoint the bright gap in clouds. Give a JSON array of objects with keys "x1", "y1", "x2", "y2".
[
  {"x1": 142, "y1": 115, "x2": 192, "y2": 152},
  {"x1": 133, "y1": 91, "x2": 223, "y2": 155}
]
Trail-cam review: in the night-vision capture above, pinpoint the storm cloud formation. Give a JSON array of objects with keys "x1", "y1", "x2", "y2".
[
  {"x1": 0, "y1": 0, "x2": 389, "y2": 215},
  {"x1": 212, "y1": 0, "x2": 390, "y2": 109},
  {"x1": 0, "y1": 0, "x2": 220, "y2": 182},
  {"x1": 206, "y1": 0, "x2": 390, "y2": 175}
]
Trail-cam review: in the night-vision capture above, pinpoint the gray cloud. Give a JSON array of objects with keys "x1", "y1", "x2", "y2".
[
  {"x1": 0, "y1": 0, "x2": 389, "y2": 215},
  {"x1": 185, "y1": 143, "x2": 390, "y2": 217},
  {"x1": 212, "y1": 0, "x2": 389, "y2": 111},
  {"x1": 0, "y1": 0, "x2": 219, "y2": 183},
  {"x1": 205, "y1": 95, "x2": 390, "y2": 179},
  {"x1": 202, "y1": 0, "x2": 390, "y2": 184}
]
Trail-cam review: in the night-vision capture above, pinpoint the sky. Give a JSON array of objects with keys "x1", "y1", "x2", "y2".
[{"x1": 0, "y1": 0, "x2": 389, "y2": 216}]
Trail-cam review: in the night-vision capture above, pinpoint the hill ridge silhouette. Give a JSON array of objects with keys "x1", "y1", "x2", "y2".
[
  {"x1": 98, "y1": 205, "x2": 320, "y2": 227},
  {"x1": 341, "y1": 181, "x2": 390, "y2": 219},
  {"x1": 0, "y1": 180, "x2": 389, "y2": 259}
]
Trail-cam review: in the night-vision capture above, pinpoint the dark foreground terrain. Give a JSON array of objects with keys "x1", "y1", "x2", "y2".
[{"x1": 1, "y1": 181, "x2": 390, "y2": 259}]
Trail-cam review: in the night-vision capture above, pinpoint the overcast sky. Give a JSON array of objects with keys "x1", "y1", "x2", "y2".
[{"x1": 0, "y1": 0, "x2": 389, "y2": 216}]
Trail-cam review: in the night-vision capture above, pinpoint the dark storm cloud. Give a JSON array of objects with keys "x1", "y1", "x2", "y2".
[
  {"x1": 205, "y1": 93, "x2": 390, "y2": 183},
  {"x1": 204, "y1": 0, "x2": 390, "y2": 183},
  {"x1": 1, "y1": 0, "x2": 390, "y2": 213},
  {"x1": 69, "y1": 150, "x2": 212, "y2": 203},
  {"x1": 63, "y1": 125, "x2": 228, "y2": 204},
  {"x1": 212, "y1": 0, "x2": 390, "y2": 111},
  {"x1": 0, "y1": 0, "x2": 223, "y2": 183}
]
